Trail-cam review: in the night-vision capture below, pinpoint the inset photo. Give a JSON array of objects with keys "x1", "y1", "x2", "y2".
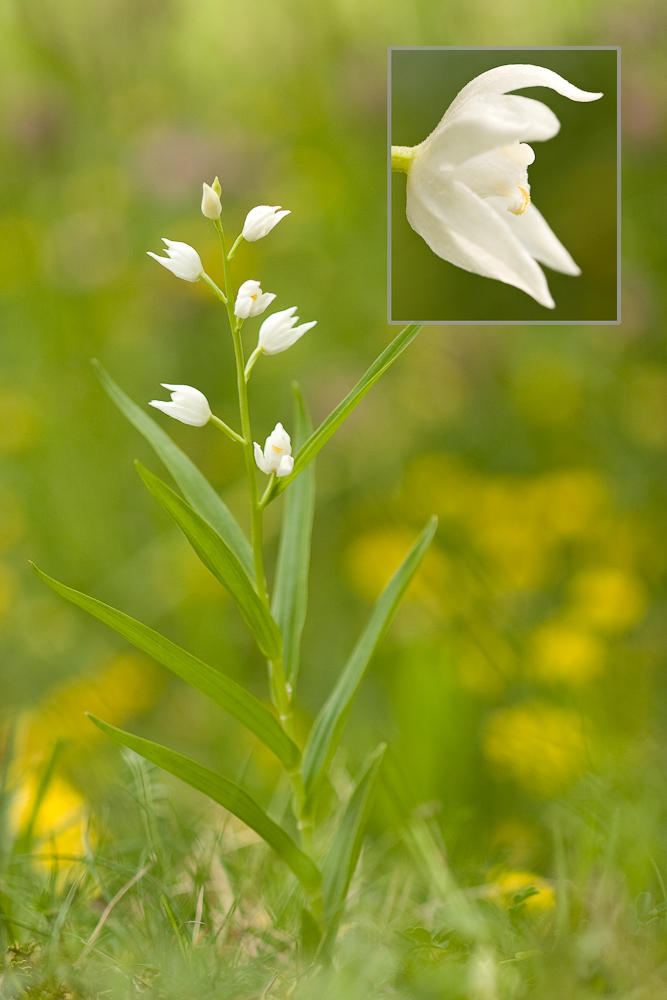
[{"x1": 389, "y1": 47, "x2": 619, "y2": 324}]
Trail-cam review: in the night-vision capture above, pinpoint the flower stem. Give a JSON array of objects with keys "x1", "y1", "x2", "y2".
[
  {"x1": 200, "y1": 271, "x2": 227, "y2": 303},
  {"x1": 209, "y1": 414, "x2": 245, "y2": 445},
  {"x1": 227, "y1": 233, "x2": 244, "y2": 259},
  {"x1": 391, "y1": 145, "x2": 416, "y2": 174},
  {"x1": 214, "y1": 219, "x2": 268, "y2": 604},
  {"x1": 244, "y1": 346, "x2": 263, "y2": 382}
]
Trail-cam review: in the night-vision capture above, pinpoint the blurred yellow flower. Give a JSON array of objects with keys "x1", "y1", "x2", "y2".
[
  {"x1": 529, "y1": 620, "x2": 605, "y2": 684},
  {"x1": 487, "y1": 867, "x2": 555, "y2": 911},
  {"x1": 568, "y1": 567, "x2": 648, "y2": 633},
  {"x1": 483, "y1": 699, "x2": 586, "y2": 795},
  {"x1": 344, "y1": 527, "x2": 449, "y2": 604},
  {"x1": 10, "y1": 774, "x2": 87, "y2": 870}
]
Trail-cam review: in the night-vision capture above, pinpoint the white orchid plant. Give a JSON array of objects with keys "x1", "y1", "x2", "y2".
[
  {"x1": 392, "y1": 64, "x2": 603, "y2": 309},
  {"x1": 33, "y1": 177, "x2": 432, "y2": 958}
]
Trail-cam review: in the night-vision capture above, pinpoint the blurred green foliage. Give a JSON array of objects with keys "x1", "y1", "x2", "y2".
[
  {"x1": 0, "y1": 0, "x2": 665, "y2": 900},
  {"x1": 390, "y1": 48, "x2": 618, "y2": 322}
]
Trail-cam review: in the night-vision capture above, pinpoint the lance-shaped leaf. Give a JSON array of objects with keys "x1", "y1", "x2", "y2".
[
  {"x1": 271, "y1": 385, "x2": 315, "y2": 688},
  {"x1": 32, "y1": 565, "x2": 299, "y2": 771},
  {"x1": 136, "y1": 462, "x2": 282, "y2": 661},
  {"x1": 93, "y1": 360, "x2": 254, "y2": 580},
  {"x1": 270, "y1": 324, "x2": 422, "y2": 501},
  {"x1": 89, "y1": 716, "x2": 321, "y2": 893},
  {"x1": 302, "y1": 517, "x2": 437, "y2": 797},
  {"x1": 321, "y1": 743, "x2": 386, "y2": 935}
]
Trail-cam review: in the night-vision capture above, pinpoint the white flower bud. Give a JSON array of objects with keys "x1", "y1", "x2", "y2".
[
  {"x1": 242, "y1": 205, "x2": 290, "y2": 242},
  {"x1": 147, "y1": 240, "x2": 203, "y2": 282},
  {"x1": 201, "y1": 182, "x2": 222, "y2": 220},
  {"x1": 257, "y1": 306, "x2": 316, "y2": 355},
  {"x1": 253, "y1": 422, "x2": 294, "y2": 477},
  {"x1": 149, "y1": 384, "x2": 212, "y2": 426},
  {"x1": 234, "y1": 279, "x2": 277, "y2": 319}
]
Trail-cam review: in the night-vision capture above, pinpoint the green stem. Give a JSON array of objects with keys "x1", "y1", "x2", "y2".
[
  {"x1": 227, "y1": 233, "x2": 244, "y2": 259},
  {"x1": 244, "y1": 345, "x2": 263, "y2": 382},
  {"x1": 391, "y1": 144, "x2": 417, "y2": 174},
  {"x1": 214, "y1": 218, "x2": 268, "y2": 605},
  {"x1": 210, "y1": 414, "x2": 245, "y2": 445},
  {"x1": 200, "y1": 271, "x2": 227, "y2": 303},
  {"x1": 213, "y1": 218, "x2": 316, "y2": 871}
]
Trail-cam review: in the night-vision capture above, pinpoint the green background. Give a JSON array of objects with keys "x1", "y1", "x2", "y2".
[{"x1": 391, "y1": 48, "x2": 618, "y2": 323}]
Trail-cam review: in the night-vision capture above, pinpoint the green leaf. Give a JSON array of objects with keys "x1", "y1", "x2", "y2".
[
  {"x1": 88, "y1": 716, "x2": 321, "y2": 893},
  {"x1": 270, "y1": 324, "x2": 422, "y2": 501},
  {"x1": 321, "y1": 743, "x2": 385, "y2": 934},
  {"x1": 32, "y1": 565, "x2": 299, "y2": 771},
  {"x1": 302, "y1": 517, "x2": 437, "y2": 797},
  {"x1": 271, "y1": 385, "x2": 315, "y2": 689},
  {"x1": 136, "y1": 462, "x2": 282, "y2": 661},
  {"x1": 93, "y1": 360, "x2": 254, "y2": 580}
]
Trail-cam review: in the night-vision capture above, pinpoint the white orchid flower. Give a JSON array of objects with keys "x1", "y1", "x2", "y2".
[
  {"x1": 392, "y1": 64, "x2": 603, "y2": 308},
  {"x1": 234, "y1": 279, "x2": 277, "y2": 319},
  {"x1": 149, "y1": 384, "x2": 212, "y2": 426},
  {"x1": 201, "y1": 182, "x2": 222, "y2": 220},
  {"x1": 253, "y1": 422, "x2": 294, "y2": 477},
  {"x1": 242, "y1": 205, "x2": 291, "y2": 242},
  {"x1": 257, "y1": 306, "x2": 317, "y2": 355},
  {"x1": 147, "y1": 239, "x2": 204, "y2": 282}
]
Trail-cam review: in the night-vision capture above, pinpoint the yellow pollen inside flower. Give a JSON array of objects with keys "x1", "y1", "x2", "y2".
[
  {"x1": 508, "y1": 185, "x2": 530, "y2": 216},
  {"x1": 251, "y1": 293, "x2": 257, "y2": 300},
  {"x1": 271, "y1": 445, "x2": 283, "y2": 453}
]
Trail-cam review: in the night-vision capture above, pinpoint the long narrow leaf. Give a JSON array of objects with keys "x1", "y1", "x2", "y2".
[
  {"x1": 321, "y1": 743, "x2": 386, "y2": 930},
  {"x1": 136, "y1": 463, "x2": 282, "y2": 661},
  {"x1": 271, "y1": 385, "x2": 315, "y2": 688},
  {"x1": 93, "y1": 360, "x2": 254, "y2": 580},
  {"x1": 88, "y1": 716, "x2": 321, "y2": 893},
  {"x1": 270, "y1": 324, "x2": 422, "y2": 501},
  {"x1": 32, "y1": 565, "x2": 299, "y2": 771},
  {"x1": 302, "y1": 517, "x2": 437, "y2": 796}
]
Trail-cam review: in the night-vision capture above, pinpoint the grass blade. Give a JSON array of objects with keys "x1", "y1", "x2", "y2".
[
  {"x1": 302, "y1": 516, "x2": 437, "y2": 797},
  {"x1": 93, "y1": 360, "x2": 254, "y2": 580},
  {"x1": 321, "y1": 743, "x2": 386, "y2": 933},
  {"x1": 270, "y1": 324, "x2": 422, "y2": 501},
  {"x1": 88, "y1": 716, "x2": 321, "y2": 893},
  {"x1": 136, "y1": 462, "x2": 282, "y2": 661},
  {"x1": 271, "y1": 385, "x2": 315, "y2": 689},
  {"x1": 32, "y1": 565, "x2": 299, "y2": 771}
]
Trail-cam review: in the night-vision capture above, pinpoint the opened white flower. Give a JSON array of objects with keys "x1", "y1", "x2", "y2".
[
  {"x1": 254, "y1": 422, "x2": 294, "y2": 477},
  {"x1": 147, "y1": 239, "x2": 204, "y2": 282},
  {"x1": 234, "y1": 279, "x2": 277, "y2": 319},
  {"x1": 258, "y1": 306, "x2": 317, "y2": 355},
  {"x1": 149, "y1": 384, "x2": 212, "y2": 426},
  {"x1": 242, "y1": 205, "x2": 290, "y2": 242},
  {"x1": 392, "y1": 64, "x2": 603, "y2": 308}
]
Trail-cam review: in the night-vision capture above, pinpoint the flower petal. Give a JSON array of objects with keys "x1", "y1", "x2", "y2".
[
  {"x1": 425, "y1": 95, "x2": 561, "y2": 168},
  {"x1": 446, "y1": 64, "x2": 603, "y2": 118},
  {"x1": 406, "y1": 164, "x2": 555, "y2": 308},
  {"x1": 486, "y1": 200, "x2": 581, "y2": 275}
]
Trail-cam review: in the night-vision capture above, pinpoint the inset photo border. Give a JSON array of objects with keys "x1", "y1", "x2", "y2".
[{"x1": 388, "y1": 47, "x2": 620, "y2": 325}]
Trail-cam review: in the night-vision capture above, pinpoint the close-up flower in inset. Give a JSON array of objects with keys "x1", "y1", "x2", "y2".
[
  {"x1": 146, "y1": 239, "x2": 204, "y2": 282},
  {"x1": 254, "y1": 422, "x2": 294, "y2": 477},
  {"x1": 242, "y1": 205, "x2": 291, "y2": 242},
  {"x1": 257, "y1": 306, "x2": 317, "y2": 355},
  {"x1": 392, "y1": 64, "x2": 603, "y2": 309},
  {"x1": 148, "y1": 384, "x2": 212, "y2": 426},
  {"x1": 234, "y1": 279, "x2": 277, "y2": 319}
]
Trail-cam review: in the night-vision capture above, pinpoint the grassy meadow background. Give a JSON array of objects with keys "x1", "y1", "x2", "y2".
[{"x1": 0, "y1": 0, "x2": 666, "y2": 994}]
